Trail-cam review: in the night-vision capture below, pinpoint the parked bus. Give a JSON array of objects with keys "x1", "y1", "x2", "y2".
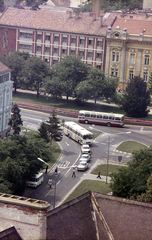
[
  {"x1": 26, "y1": 172, "x2": 44, "y2": 188},
  {"x1": 64, "y1": 121, "x2": 93, "y2": 145},
  {"x1": 78, "y1": 110, "x2": 124, "y2": 127}
]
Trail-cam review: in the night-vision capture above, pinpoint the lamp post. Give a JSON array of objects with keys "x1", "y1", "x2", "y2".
[{"x1": 106, "y1": 134, "x2": 110, "y2": 184}]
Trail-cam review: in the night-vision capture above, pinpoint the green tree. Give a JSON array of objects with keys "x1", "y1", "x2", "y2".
[
  {"x1": 86, "y1": 66, "x2": 105, "y2": 104},
  {"x1": 25, "y1": 56, "x2": 49, "y2": 98},
  {"x1": 0, "y1": 51, "x2": 26, "y2": 93},
  {"x1": 44, "y1": 76, "x2": 63, "y2": 99},
  {"x1": 42, "y1": 110, "x2": 63, "y2": 153},
  {"x1": 103, "y1": 76, "x2": 119, "y2": 103},
  {"x1": 38, "y1": 121, "x2": 50, "y2": 143},
  {"x1": 136, "y1": 174, "x2": 152, "y2": 203},
  {"x1": 0, "y1": 133, "x2": 52, "y2": 195},
  {"x1": 8, "y1": 103, "x2": 23, "y2": 135},
  {"x1": 74, "y1": 79, "x2": 92, "y2": 102},
  {"x1": 48, "y1": 55, "x2": 88, "y2": 101},
  {"x1": 148, "y1": 72, "x2": 152, "y2": 95},
  {"x1": 110, "y1": 146, "x2": 152, "y2": 199},
  {"x1": 121, "y1": 76, "x2": 150, "y2": 117}
]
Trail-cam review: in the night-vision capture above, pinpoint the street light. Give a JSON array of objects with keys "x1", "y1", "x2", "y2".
[{"x1": 106, "y1": 134, "x2": 110, "y2": 184}]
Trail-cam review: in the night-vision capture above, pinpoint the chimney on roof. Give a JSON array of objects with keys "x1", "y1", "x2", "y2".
[
  {"x1": 92, "y1": 0, "x2": 100, "y2": 17},
  {"x1": 75, "y1": 12, "x2": 79, "y2": 20}
]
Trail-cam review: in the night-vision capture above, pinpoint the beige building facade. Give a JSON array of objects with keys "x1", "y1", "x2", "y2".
[{"x1": 105, "y1": 15, "x2": 152, "y2": 89}]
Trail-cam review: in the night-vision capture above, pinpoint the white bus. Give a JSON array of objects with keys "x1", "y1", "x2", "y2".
[
  {"x1": 78, "y1": 110, "x2": 124, "y2": 127},
  {"x1": 26, "y1": 172, "x2": 44, "y2": 188},
  {"x1": 64, "y1": 121, "x2": 93, "y2": 145}
]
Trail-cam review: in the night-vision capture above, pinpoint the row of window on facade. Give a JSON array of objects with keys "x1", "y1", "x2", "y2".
[
  {"x1": 112, "y1": 52, "x2": 150, "y2": 66},
  {"x1": 111, "y1": 68, "x2": 149, "y2": 82},
  {"x1": 19, "y1": 32, "x2": 102, "y2": 47},
  {"x1": 19, "y1": 44, "x2": 102, "y2": 58}
]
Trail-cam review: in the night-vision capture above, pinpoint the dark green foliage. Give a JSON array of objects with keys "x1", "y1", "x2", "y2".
[
  {"x1": 0, "y1": 51, "x2": 26, "y2": 93},
  {"x1": 148, "y1": 72, "x2": 152, "y2": 94},
  {"x1": 38, "y1": 121, "x2": 50, "y2": 142},
  {"x1": 25, "y1": 56, "x2": 49, "y2": 98},
  {"x1": 121, "y1": 76, "x2": 150, "y2": 117},
  {"x1": 110, "y1": 146, "x2": 152, "y2": 200},
  {"x1": 44, "y1": 55, "x2": 89, "y2": 101},
  {"x1": 8, "y1": 103, "x2": 23, "y2": 134},
  {"x1": 0, "y1": 134, "x2": 51, "y2": 195}
]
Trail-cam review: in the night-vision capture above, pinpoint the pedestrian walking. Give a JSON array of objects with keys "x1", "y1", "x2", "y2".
[
  {"x1": 97, "y1": 170, "x2": 101, "y2": 179},
  {"x1": 55, "y1": 167, "x2": 58, "y2": 174},
  {"x1": 72, "y1": 168, "x2": 76, "y2": 177},
  {"x1": 48, "y1": 179, "x2": 52, "y2": 188},
  {"x1": 45, "y1": 165, "x2": 48, "y2": 173}
]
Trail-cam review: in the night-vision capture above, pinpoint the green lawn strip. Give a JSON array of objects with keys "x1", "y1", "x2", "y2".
[
  {"x1": 12, "y1": 91, "x2": 124, "y2": 114},
  {"x1": 116, "y1": 141, "x2": 148, "y2": 153},
  {"x1": 91, "y1": 164, "x2": 125, "y2": 176},
  {"x1": 64, "y1": 180, "x2": 111, "y2": 203},
  {"x1": 89, "y1": 130, "x2": 102, "y2": 139}
]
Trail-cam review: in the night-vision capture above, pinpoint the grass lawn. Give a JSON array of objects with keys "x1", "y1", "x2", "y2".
[
  {"x1": 91, "y1": 164, "x2": 126, "y2": 176},
  {"x1": 12, "y1": 91, "x2": 125, "y2": 114},
  {"x1": 64, "y1": 179, "x2": 111, "y2": 203},
  {"x1": 116, "y1": 141, "x2": 148, "y2": 153}
]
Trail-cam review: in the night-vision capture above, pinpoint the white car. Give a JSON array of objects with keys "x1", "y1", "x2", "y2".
[
  {"x1": 81, "y1": 144, "x2": 91, "y2": 154},
  {"x1": 77, "y1": 161, "x2": 89, "y2": 171},
  {"x1": 79, "y1": 154, "x2": 90, "y2": 162}
]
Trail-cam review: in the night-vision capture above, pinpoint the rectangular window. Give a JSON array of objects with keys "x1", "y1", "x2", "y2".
[
  {"x1": 88, "y1": 52, "x2": 92, "y2": 58},
  {"x1": 144, "y1": 55, "x2": 150, "y2": 65},
  {"x1": 3, "y1": 73, "x2": 9, "y2": 82},
  {"x1": 130, "y1": 53, "x2": 135, "y2": 64},
  {"x1": 111, "y1": 68, "x2": 118, "y2": 76},
  {"x1": 143, "y1": 72, "x2": 148, "y2": 82},
  {"x1": 112, "y1": 52, "x2": 119, "y2": 62},
  {"x1": 129, "y1": 70, "x2": 134, "y2": 79},
  {"x1": 71, "y1": 38, "x2": 76, "y2": 44},
  {"x1": 45, "y1": 47, "x2": 50, "y2": 53},
  {"x1": 62, "y1": 49, "x2": 67, "y2": 54},
  {"x1": 54, "y1": 36, "x2": 59, "y2": 42},
  {"x1": 97, "y1": 40, "x2": 102, "y2": 47},
  {"x1": 96, "y1": 53, "x2": 101, "y2": 58},
  {"x1": 36, "y1": 46, "x2": 41, "y2": 52},
  {"x1": 62, "y1": 37, "x2": 67, "y2": 43},
  {"x1": 54, "y1": 48, "x2": 58, "y2": 54},
  {"x1": 80, "y1": 39, "x2": 84, "y2": 45},
  {"x1": 45, "y1": 35, "x2": 50, "y2": 41},
  {"x1": 88, "y1": 39, "x2": 93, "y2": 46},
  {"x1": 19, "y1": 44, "x2": 32, "y2": 50},
  {"x1": 20, "y1": 32, "x2": 33, "y2": 39},
  {"x1": 37, "y1": 34, "x2": 42, "y2": 40}
]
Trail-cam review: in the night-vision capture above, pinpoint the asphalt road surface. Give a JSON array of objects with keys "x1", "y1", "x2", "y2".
[{"x1": 21, "y1": 108, "x2": 152, "y2": 209}]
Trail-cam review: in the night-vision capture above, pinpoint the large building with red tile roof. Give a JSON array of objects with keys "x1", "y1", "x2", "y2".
[
  {"x1": 105, "y1": 14, "x2": 152, "y2": 89},
  {"x1": 0, "y1": 7, "x2": 117, "y2": 70},
  {"x1": 0, "y1": 61, "x2": 12, "y2": 138}
]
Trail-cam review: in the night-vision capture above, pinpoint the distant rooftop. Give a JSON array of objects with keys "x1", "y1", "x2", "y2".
[
  {"x1": 0, "y1": 61, "x2": 11, "y2": 74},
  {"x1": 0, "y1": 8, "x2": 117, "y2": 36}
]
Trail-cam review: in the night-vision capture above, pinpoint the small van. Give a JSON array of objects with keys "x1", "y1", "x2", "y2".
[{"x1": 26, "y1": 172, "x2": 44, "y2": 188}]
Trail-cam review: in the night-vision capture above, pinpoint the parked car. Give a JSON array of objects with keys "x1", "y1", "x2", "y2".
[
  {"x1": 81, "y1": 144, "x2": 91, "y2": 154},
  {"x1": 77, "y1": 161, "x2": 89, "y2": 171},
  {"x1": 26, "y1": 172, "x2": 44, "y2": 188},
  {"x1": 79, "y1": 154, "x2": 90, "y2": 162}
]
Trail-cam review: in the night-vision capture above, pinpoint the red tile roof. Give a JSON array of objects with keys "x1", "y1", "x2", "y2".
[
  {"x1": 0, "y1": 61, "x2": 10, "y2": 74},
  {"x1": 0, "y1": 8, "x2": 116, "y2": 36},
  {"x1": 112, "y1": 17, "x2": 152, "y2": 35}
]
